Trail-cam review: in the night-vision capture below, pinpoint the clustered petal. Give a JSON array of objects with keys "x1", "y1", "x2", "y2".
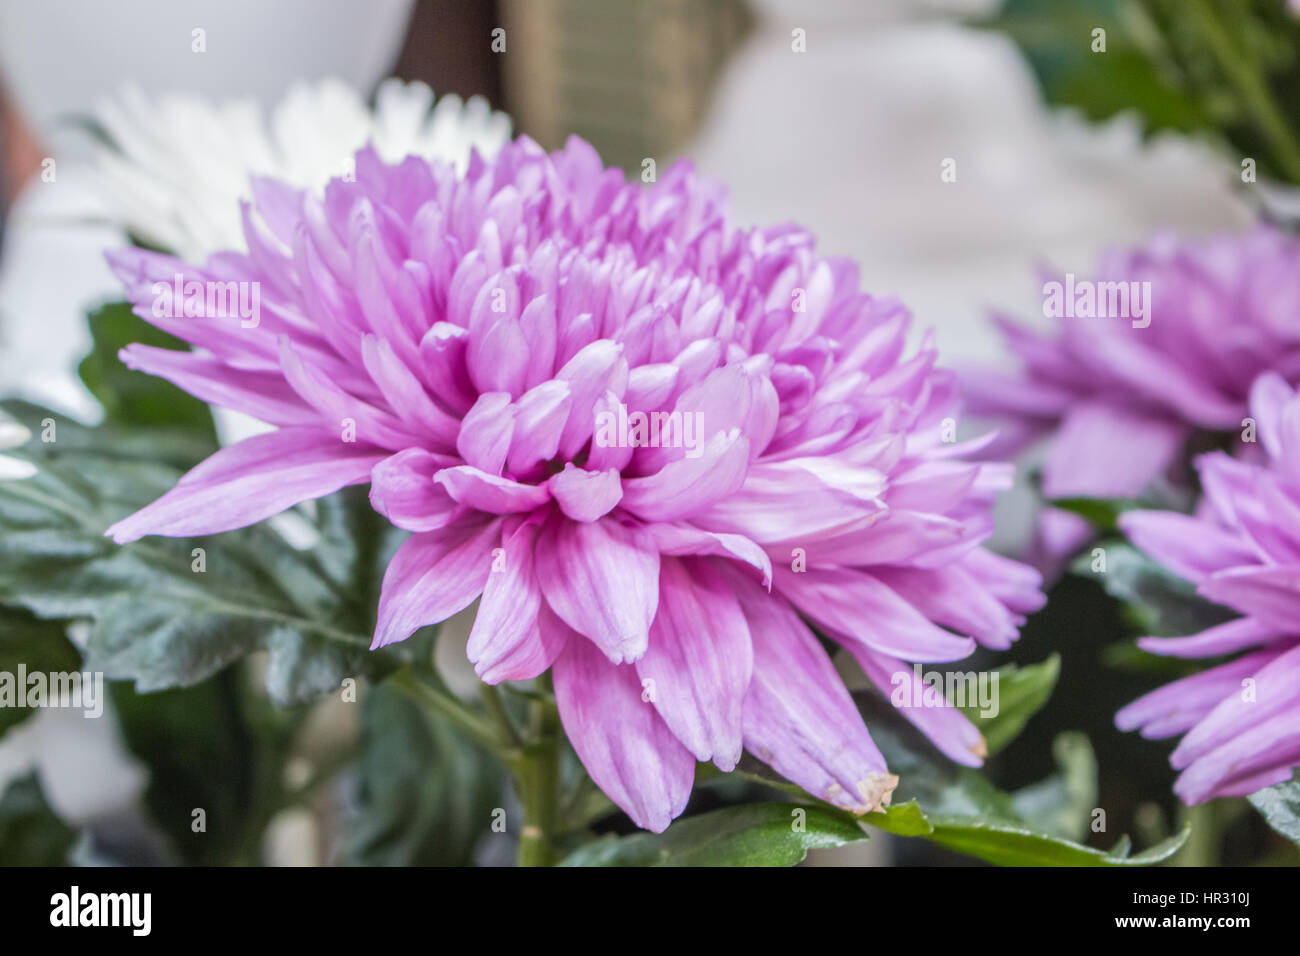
[
  {"x1": 965, "y1": 227, "x2": 1300, "y2": 568},
  {"x1": 104, "y1": 136, "x2": 1043, "y2": 831},
  {"x1": 1118, "y1": 373, "x2": 1300, "y2": 804}
]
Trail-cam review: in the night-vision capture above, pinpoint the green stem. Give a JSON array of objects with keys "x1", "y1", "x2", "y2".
[
  {"x1": 390, "y1": 668, "x2": 563, "y2": 865},
  {"x1": 388, "y1": 668, "x2": 510, "y2": 760},
  {"x1": 1176, "y1": 800, "x2": 1221, "y2": 867},
  {"x1": 1184, "y1": 0, "x2": 1300, "y2": 184},
  {"x1": 480, "y1": 683, "x2": 524, "y2": 750},
  {"x1": 513, "y1": 697, "x2": 562, "y2": 867}
]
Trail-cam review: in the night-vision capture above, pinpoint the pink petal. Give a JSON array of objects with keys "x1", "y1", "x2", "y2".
[
  {"x1": 643, "y1": 522, "x2": 772, "y2": 588},
  {"x1": 724, "y1": 565, "x2": 897, "y2": 813},
  {"x1": 636, "y1": 558, "x2": 752, "y2": 769},
  {"x1": 418, "y1": 322, "x2": 475, "y2": 413},
  {"x1": 849, "y1": 646, "x2": 987, "y2": 767},
  {"x1": 520, "y1": 294, "x2": 559, "y2": 389},
  {"x1": 621, "y1": 429, "x2": 750, "y2": 522},
  {"x1": 278, "y1": 336, "x2": 419, "y2": 451},
  {"x1": 107, "y1": 428, "x2": 382, "y2": 543},
  {"x1": 369, "y1": 448, "x2": 460, "y2": 532},
  {"x1": 554, "y1": 340, "x2": 628, "y2": 459},
  {"x1": 468, "y1": 521, "x2": 566, "y2": 683},
  {"x1": 1119, "y1": 510, "x2": 1257, "y2": 583},
  {"x1": 434, "y1": 465, "x2": 551, "y2": 514},
  {"x1": 548, "y1": 465, "x2": 623, "y2": 522},
  {"x1": 1198, "y1": 565, "x2": 1300, "y2": 631},
  {"x1": 870, "y1": 565, "x2": 1022, "y2": 650},
  {"x1": 360, "y1": 334, "x2": 459, "y2": 450},
  {"x1": 1041, "y1": 402, "x2": 1185, "y2": 500},
  {"x1": 507, "y1": 380, "x2": 571, "y2": 474},
  {"x1": 372, "y1": 515, "x2": 501, "y2": 648},
  {"x1": 118, "y1": 344, "x2": 315, "y2": 426},
  {"x1": 1170, "y1": 643, "x2": 1300, "y2": 769},
  {"x1": 696, "y1": 459, "x2": 883, "y2": 544},
  {"x1": 536, "y1": 515, "x2": 660, "y2": 664},
  {"x1": 552, "y1": 635, "x2": 695, "y2": 833},
  {"x1": 457, "y1": 392, "x2": 516, "y2": 475},
  {"x1": 585, "y1": 390, "x2": 635, "y2": 472},
  {"x1": 1136, "y1": 617, "x2": 1281, "y2": 659},
  {"x1": 776, "y1": 566, "x2": 976, "y2": 662},
  {"x1": 1249, "y1": 371, "x2": 1294, "y2": 461},
  {"x1": 1116, "y1": 649, "x2": 1278, "y2": 739}
]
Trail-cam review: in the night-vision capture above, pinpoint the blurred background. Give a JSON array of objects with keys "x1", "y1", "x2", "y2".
[{"x1": 0, "y1": 0, "x2": 1282, "y2": 865}]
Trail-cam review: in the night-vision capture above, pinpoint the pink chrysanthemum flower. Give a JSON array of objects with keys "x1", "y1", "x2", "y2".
[
  {"x1": 1118, "y1": 373, "x2": 1300, "y2": 804},
  {"x1": 965, "y1": 227, "x2": 1300, "y2": 567},
  {"x1": 104, "y1": 138, "x2": 1043, "y2": 831}
]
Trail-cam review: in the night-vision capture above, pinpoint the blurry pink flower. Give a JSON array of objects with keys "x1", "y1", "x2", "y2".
[
  {"x1": 965, "y1": 228, "x2": 1300, "y2": 569},
  {"x1": 1119, "y1": 373, "x2": 1300, "y2": 804},
  {"x1": 105, "y1": 137, "x2": 1042, "y2": 831}
]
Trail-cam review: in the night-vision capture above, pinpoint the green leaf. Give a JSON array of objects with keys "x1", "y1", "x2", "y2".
[
  {"x1": 983, "y1": 0, "x2": 1300, "y2": 185},
  {"x1": 1248, "y1": 775, "x2": 1300, "y2": 847},
  {"x1": 348, "y1": 680, "x2": 503, "y2": 866},
  {"x1": 958, "y1": 654, "x2": 1060, "y2": 755},
  {"x1": 0, "y1": 605, "x2": 81, "y2": 740},
  {"x1": 1070, "y1": 540, "x2": 1236, "y2": 637},
  {"x1": 1051, "y1": 496, "x2": 1143, "y2": 534},
  {"x1": 980, "y1": 0, "x2": 1212, "y2": 137},
  {"x1": 0, "y1": 772, "x2": 75, "y2": 865},
  {"x1": 3, "y1": 398, "x2": 217, "y2": 473},
  {"x1": 921, "y1": 817, "x2": 1189, "y2": 867},
  {"x1": 858, "y1": 799, "x2": 933, "y2": 838},
  {"x1": 78, "y1": 301, "x2": 217, "y2": 444},
  {"x1": 0, "y1": 401, "x2": 396, "y2": 706},
  {"x1": 559, "y1": 802, "x2": 868, "y2": 867}
]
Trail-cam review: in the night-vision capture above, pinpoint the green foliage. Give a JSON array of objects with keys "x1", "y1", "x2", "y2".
[
  {"x1": 78, "y1": 301, "x2": 218, "y2": 441},
  {"x1": 0, "y1": 400, "x2": 401, "y2": 706},
  {"x1": 348, "y1": 679, "x2": 504, "y2": 866},
  {"x1": 959, "y1": 654, "x2": 1060, "y2": 755},
  {"x1": 983, "y1": 0, "x2": 1300, "y2": 184},
  {"x1": 983, "y1": 0, "x2": 1211, "y2": 135},
  {"x1": 1249, "y1": 775, "x2": 1300, "y2": 847},
  {"x1": 560, "y1": 802, "x2": 869, "y2": 866}
]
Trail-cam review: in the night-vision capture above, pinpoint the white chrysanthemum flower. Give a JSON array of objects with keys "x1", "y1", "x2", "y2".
[
  {"x1": 90, "y1": 77, "x2": 512, "y2": 260},
  {"x1": 0, "y1": 420, "x2": 36, "y2": 480}
]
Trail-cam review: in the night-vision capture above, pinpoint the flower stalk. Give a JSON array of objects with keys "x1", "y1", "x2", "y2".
[
  {"x1": 512, "y1": 700, "x2": 563, "y2": 867},
  {"x1": 397, "y1": 667, "x2": 563, "y2": 865}
]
